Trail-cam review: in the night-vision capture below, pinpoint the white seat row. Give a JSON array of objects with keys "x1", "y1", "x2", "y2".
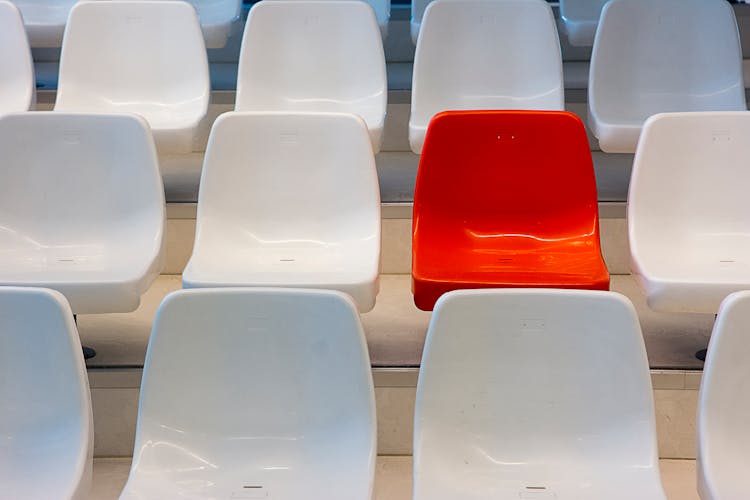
[
  {"x1": 5, "y1": 0, "x2": 742, "y2": 157},
  {"x1": 0, "y1": 286, "x2": 669, "y2": 499},
  {"x1": 0, "y1": 111, "x2": 380, "y2": 313},
  {"x1": 11, "y1": 0, "x2": 391, "y2": 48},
  {"x1": 0, "y1": 0, "x2": 388, "y2": 154},
  {"x1": 410, "y1": 0, "x2": 746, "y2": 155},
  {"x1": 11, "y1": 0, "x2": 242, "y2": 48}
]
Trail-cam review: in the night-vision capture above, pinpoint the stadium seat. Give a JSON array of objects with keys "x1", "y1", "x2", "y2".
[
  {"x1": 0, "y1": 0, "x2": 34, "y2": 113},
  {"x1": 236, "y1": 0, "x2": 387, "y2": 152},
  {"x1": 588, "y1": 0, "x2": 745, "y2": 153},
  {"x1": 277, "y1": 0, "x2": 390, "y2": 38},
  {"x1": 120, "y1": 288, "x2": 376, "y2": 500},
  {"x1": 0, "y1": 287, "x2": 93, "y2": 500},
  {"x1": 559, "y1": 0, "x2": 606, "y2": 46},
  {"x1": 0, "y1": 113, "x2": 165, "y2": 314},
  {"x1": 192, "y1": 0, "x2": 242, "y2": 48},
  {"x1": 697, "y1": 291, "x2": 750, "y2": 500},
  {"x1": 629, "y1": 112, "x2": 750, "y2": 313},
  {"x1": 414, "y1": 289, "x2": 666, "y2": 500},
  {"x1": 412, "y1": 110, "x2": 609, "y2": 311},
  {"x1": 10, "y1": 0, "x2": 77, "y2": 47},
  {"x1": 409, "y1": 0, "x2": 563, "y2": 154},
  {"x1": 182, "y1": 112, "x2": 380, "y2": 312},
  {"x1": 55, "y1": 0, "x2": 210, "y2": 154}
]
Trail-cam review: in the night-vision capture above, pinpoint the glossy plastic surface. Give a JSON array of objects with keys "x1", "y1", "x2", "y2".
[
  {"x1": 191, "y1": 0, "x2": 242, "y2": 48},
  {"x1": 236, "y1": 1, "x2": 387, "y2": 152},
  {"x1": 0, "y1": 113, "x2": 165, "y2": 314},
  {"x1": 0, "y1": 287, "x2": 92, "y2": 500},
  {"x1": 698, "y1": 291, "x2": 750, "y2": 500},
  {"x1": 629, "y1": 112, "x2": 750, "y2": 313},
  {"x1": 10, "y1": 0, "x2": 77, "y2": 47},
  {"x1": 409, "y1": 0, "x2": 563, "y2": 154},
  {"x1": 414, "y1": 288, "x2": 666, "y2": 500},
  {"x1": 183, "y1": 112, "x2": 381, "y2": 312},
  {"x1": 55, "y1": 0, "x2": 210, "y2": 154},
  {"x1": 588, "y1": 0, "x2": 746, "y2": 153},
  {"x1": 559, "y1": 0, "x2": 606, "y2": 46},
  {"x1": 0, "y1": 1, "x2": 34, "y2": 113},
  {"x1": 120, "y1": 288, "x2": 377, "y2": 500},
  {"x1": 412, "y1": 110, "x2": 609, "y2": 311},
  {"x1": 276, "y1": 0, "x2": 390, "y2": 37}
]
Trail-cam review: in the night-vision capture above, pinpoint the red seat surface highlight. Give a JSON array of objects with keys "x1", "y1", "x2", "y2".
[{"x1": 412, "y1": 110, "x2": 610, "y2": 311}]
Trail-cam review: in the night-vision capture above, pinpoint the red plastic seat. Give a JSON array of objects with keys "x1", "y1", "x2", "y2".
[{"x1": 412, "y1": 110, "x2": 610, "y2": 311}]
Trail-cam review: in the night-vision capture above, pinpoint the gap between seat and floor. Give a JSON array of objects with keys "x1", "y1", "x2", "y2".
[{"x1": 78, "y1": 274, "x2": 711, "y2": 370}]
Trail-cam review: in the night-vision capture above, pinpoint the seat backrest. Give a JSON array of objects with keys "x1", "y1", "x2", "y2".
[
  {"x1": 629, "y1": 112, "x2": 750, "y2": 252},
  {"x1": 235, "y1": 1, "x2": 386, "y2": 122},
  {"x1": 56, "y1": 0, "x2": 209, "y2": 108},
  {"x1": 698, "y1": 291, "x2": 750, "y2": 498},
  {"x1": 0, "y1": 286, "x2": 92, "y2": 499},
  {"x1": 0, "y1": 1, "x2": 34, "y2": 113},
  {"x1": 411, "y1": 0, "x2": 563, "y2": 153},
  {"x1": 0, "y1": 112, "x2": 164, "y2": 244},
  {"x1": 589, "y1": 0, "x2": 745, "y2": 122},
  {"x1": 195, "y1": 112, "x2": 379, "y2": 244},
  {"x1": 132, "y1": 288, "x2": 376, "y2": 498},
  {"x1": 414, "y1": 111, "x2": 599, "y2": 247},
  {"x1": 414, "y1": 289, "x2": 659, "y2": 497}
]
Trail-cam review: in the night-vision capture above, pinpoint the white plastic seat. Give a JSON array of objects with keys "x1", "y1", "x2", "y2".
[
  {"x1": 414, "y1": 289, "x2": 666, "y2": 500},
  {"x1": 559, "y1": 0, "x2": 607, "y2": 47},
  {"x1": 698, "y1": 291, "x2": 750, "y2": 500},
  {"x1": 0, "y1": 112, "x2": 165, "y2": 314},
  {"x1": 0, "y1": 287, "x2": 92, "y2": 500},
  {"x1": 120, "y1": 288, "x2": 376, "y2": 500},
  {"x1": 236, "y1": 0, "x2": 387, "y2": 152},
  {"x1": 188, "y1": 0, "x2": 242, "y2": 48},
  {"x1": 183, "y1": 112, "x2": 380, "y2": 312},
  {"x1": 588, "y1": 0, "x2": 746, "y2": 153},
  {"x1": 629, "y1": 112, "x2": 750, "y2": 313},
  {"x1": 409, "y1": 0, "x2": 563, "y2": 154},
  {"x1": 0, "y1": 1, "x2": 34, "y2": 113},
  {"x1": 55, "y1": 0, "x2": 210, "y2": 154},
  {"x1": 10, "y1": 0, "x2": 77, "y2": 47}
]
